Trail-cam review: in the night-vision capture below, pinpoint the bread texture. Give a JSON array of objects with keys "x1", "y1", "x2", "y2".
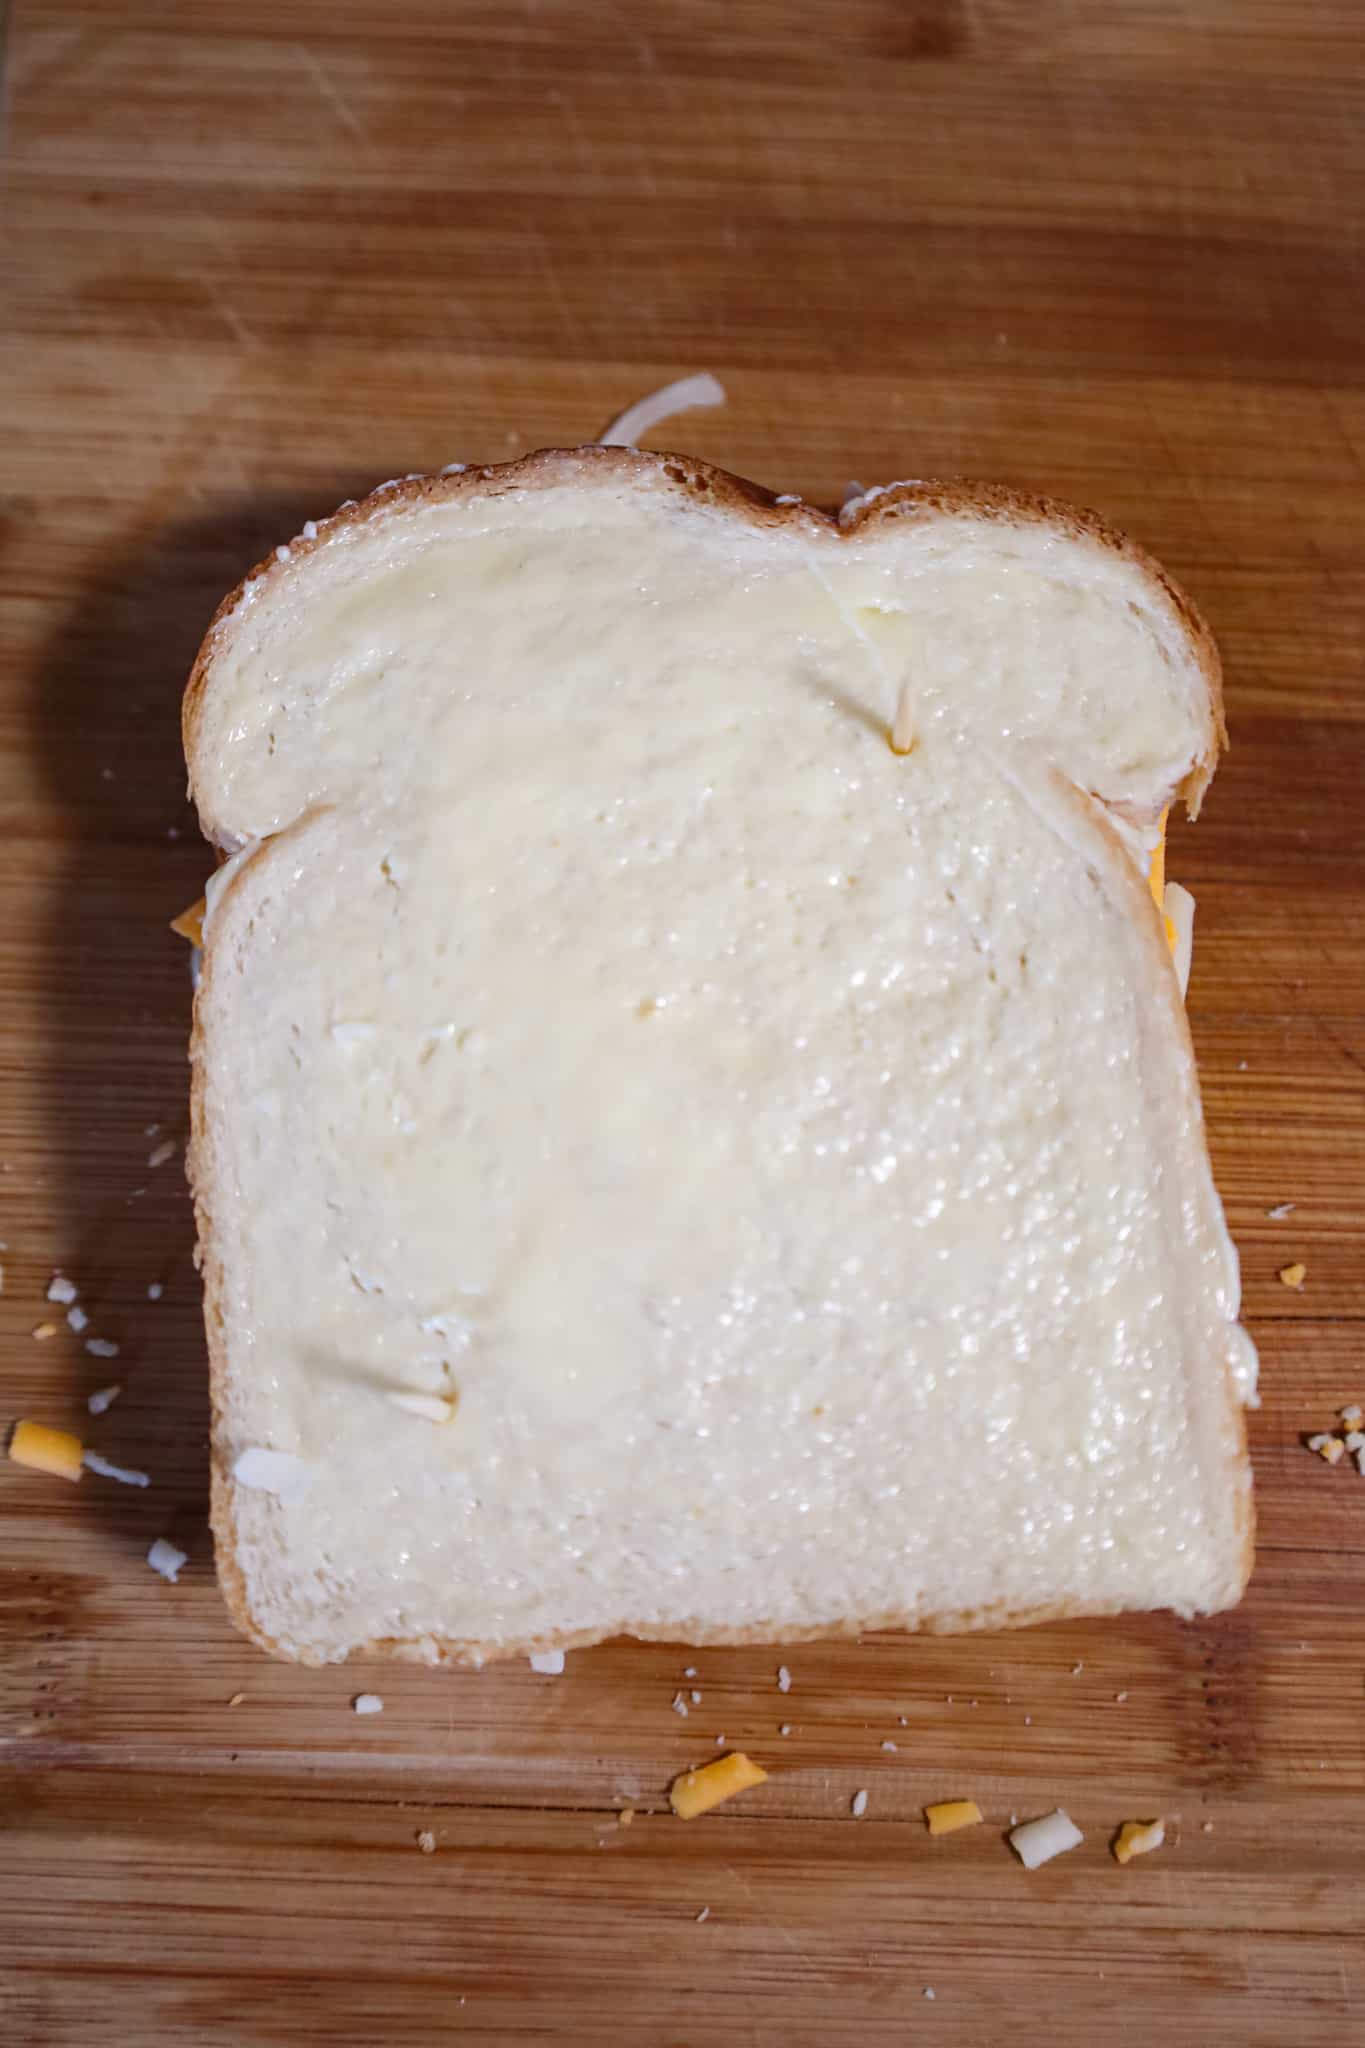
[{"x1": 185, "y1": 447, "x2": 1255, "y2": 1667}]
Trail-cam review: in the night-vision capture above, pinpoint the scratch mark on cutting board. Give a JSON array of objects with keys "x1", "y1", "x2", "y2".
[{"x1": 295, "y1": 44, "x2": 368, "y2": 144}]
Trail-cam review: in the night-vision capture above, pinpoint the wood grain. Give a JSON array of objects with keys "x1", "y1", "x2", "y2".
[{"x1": 1, "y1": 3, "x2": 1363, "y2": 2042}]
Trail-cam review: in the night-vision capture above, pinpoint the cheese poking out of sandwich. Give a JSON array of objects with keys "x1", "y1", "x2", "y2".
[
  {"x1": 669, "y1": 1752, "x2": 768, "y2": 1818},
  {"x1": 171, "y1": 897, "x2": 206, "y2": 946}
]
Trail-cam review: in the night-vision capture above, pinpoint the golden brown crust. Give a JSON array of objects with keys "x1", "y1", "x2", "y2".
[{"x1": 184, "y1": 445, "x2": 1241, "y2": 1667}]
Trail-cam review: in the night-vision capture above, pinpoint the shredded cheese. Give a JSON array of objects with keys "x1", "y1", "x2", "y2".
[
  {"x1": 925, "y1": 1799, "x2": 983, "y2": 1836},
  {"x1": 171, "y1": 898, "x2": 206, "y2": 946},
  {"x1": 1008, "y1": 1809, "x2": 1084, "y2": 1869},
  {"x1": 597, "y1": 373, "x2": 727, "y2": 449},
  {"x1": 669, "y1": 1751, "x2": 767, "y2": 1819},
  {"x1": 10, "y1": 1418, "x2": 84, "y2": 1482},
  {"x1": 1112, "y1": 1818, "x2": 1166, "y2": 1864},
  {"x1": 147, "y1": 1537, "x2": 187, "y2": 1582}
]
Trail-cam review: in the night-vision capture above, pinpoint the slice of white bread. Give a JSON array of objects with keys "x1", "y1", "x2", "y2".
[{"x1": 185, "y1": 448, "x2": 1256, "y2": 1667}]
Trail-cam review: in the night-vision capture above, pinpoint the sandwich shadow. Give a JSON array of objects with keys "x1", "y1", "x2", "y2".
[{"x1": 31, "y1": 485, "x2": 357, "y2": 1564}]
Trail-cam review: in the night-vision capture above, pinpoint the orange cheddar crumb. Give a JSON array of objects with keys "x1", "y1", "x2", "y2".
[
  {"x1": 170, "y1": 897, "x2": 206, "y2": 947},
  {"x1": 925, "y1": 1799, "x2": 983, "y2": 1836},
  {"x1": 1113, "y1": 1818, "x2": 1165, "y2": 1864},
  {"x1": 10, "y1": 1419, "x2": 84, "y2": 1482},
  {"x1": 1279, "y1": 1262, "x2": 1306, "y2": 1290},
  {"x1": 669, "y1": 1751, "x2": 767, "y2": 1819}
]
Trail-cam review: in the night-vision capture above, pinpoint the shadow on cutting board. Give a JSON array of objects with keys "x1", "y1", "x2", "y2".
[{"x1": 32, "y1": 485, "x2": 357, "y2": 1566}]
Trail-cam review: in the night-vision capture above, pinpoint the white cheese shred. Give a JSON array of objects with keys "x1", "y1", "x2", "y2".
[
  {"x1": 1009, "y1": 1809, "x2": 1084, "y2": 1869},
  {"x1": 232, "y1": 1446, "x2": 311, "y2": 1497},
  {"x1": 83, "y1": 1450, "x2": 149, "y2": 1488},
  {"x1": 147, "y1": 1537, "x2": 187, "y2": 1583},
  {"x1": 597, "y1": 373, "x2": 727, "y2": 449}
]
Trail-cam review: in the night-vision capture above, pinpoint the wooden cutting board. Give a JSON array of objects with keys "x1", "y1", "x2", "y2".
[{"x1": 2, "y1": 4, "x2": 1363, "y2": 2041}]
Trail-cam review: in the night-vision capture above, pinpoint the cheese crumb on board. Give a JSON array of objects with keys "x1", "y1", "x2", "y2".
[
  {"x1": 83, "y1": 1450, "x2": 149, "y2": 1488},
  {"x1": 851, "y1": 1788, "x2": 869, "y2": 1818},
  {"x1": 669, "y1": 1752, "x2": 767, "y2": 1819},
  {"x1": 1278, "y1": 1262, "x2": 1306, "y2": 1289},
  {"x1": 147, "y1": 1538, "x2": 187, "y2": 1583},
  {"x1": 1112, "y1": 1818, "x2": 1166, "y2": 1864},
  {"x1": 776, "y1": 1665, "x2": 792, "y2": 1693},
  {"x1": 32, "y1": 1322, "x2": 58, "y2": 1341},
  {"x1": 1340, "y1": 1405, "x2": 1363, "y2": 1432},
  {"x1": 1307, "y1": 1434, "x2": 1345, "y2": 1465},
  {"x1": 529, "y1": 1649, "x2": 565, "y2": 1675},
  {"x1": 9, "y1": 1418, "x2": 84, "y2": 1482},
  {"x1": 352, "y1": 1693, "x2": 384, "y2": 1715},
  {"x1": 46, "y1": 1275, "x2": 78, "y2": 1305},
  {"x1": 1009, "y1": 1810, "x2": 1084, "y2": 1869},
  {"x1": 925, "y1": 1799, "x2": 983, "y2": 1836}
]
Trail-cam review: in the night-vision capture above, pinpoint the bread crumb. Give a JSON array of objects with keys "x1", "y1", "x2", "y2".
[
  {"x1": 1071, "y1": 1662, "x2": 1084, "y2": 1676},
  {"x1": 67, "y1": 1306, "x2": 88, "y2": 1334},
  {"x1": 1202, "y1": 1821, "x2": 1214, "y2": 1833},
  {"x1": 714, "y1": 1733, "x2": 726, "y2": 1745},
  {"x1": 32, "y1": 1322, "x2": 58, "y2": 1341},
  {"x1": 47, "y1": 1275, "x2": 77, "y2": 1305},
  {"x1": 851, "y1": 1789, "x2": 869, "y2": 1818},
  {"x1": 683, "y1": 1665, "x2": 698, "y2": 1678},
  {"x1": 529, "y1": 1649, "x2": 565, "y2": 1675},
  {"x1": 695, "y1": 1906, "x2": 711, "y2": 1922},
  {"x1": 352, "y1": 1693, "x2": 384, "y2": 1715},
  {"x1": 85, "y1": 1338, "x2": 120, "y2": 1359},
  {"x1": 1343, "y1": 1432, "x2": 1364, "y2": 1453},
  {"x1": 617, "y1": 1807, "x2": 635, "y2": 1829},
  {"x1": 416, "y1": 1829, "x2": 437, "y2": 1854},
  {"x1": 1265, "y1": 1201, "x2": 1295, "y2": 1219},
  {"x1": 147, "y1": 1283, "x2": 164, "y2": 1301},
  {"x1": 83, "y1": 1450, "x2": 149, "y2": 1487},
  {"x1": 690, "y1": 1689, "x2": 702, "y2": 1704},
  {"x1": 881, "y1": 1739, "x2": 898, "y2": 1751},
  {"x1": 923, "y1": 1989, "x2": 936, "y2": 2001},
  {"x1": 1308, "y1": 1434, "x2": 1345, "y2": 1465},
  {"x1": 1114, "y1": 1691, "x2": 1129, "y2": 1703},
  {"x1": 90, "y1": 1381, "x2": 121, "y2": 1413},
  {"x1": 228, "y1": 1693, "x2": 246, "y2": 1707},
  {"x1": 898, "y1": 1715, "x2": 908, "y2": 1726},
  {"x1": 147, "y1": 1140, "x2": 176, "y2": 1169},
  {"x1": 779, "y1": 1723, "x2": 793, "y2": 1736},
  {"x1": 776, "y1": 1665, "x2": 792, "y2": 1693},
  {"x1": 1340, "y1": 1405, "x2": 1363, "y2": 1432},
  {"x1": 1279, "y1": 1262, "x2": 1306, "y2": 1289},
  {"x1": 671, "y1": 1692, "x2": 690, "y2": 1717}
]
